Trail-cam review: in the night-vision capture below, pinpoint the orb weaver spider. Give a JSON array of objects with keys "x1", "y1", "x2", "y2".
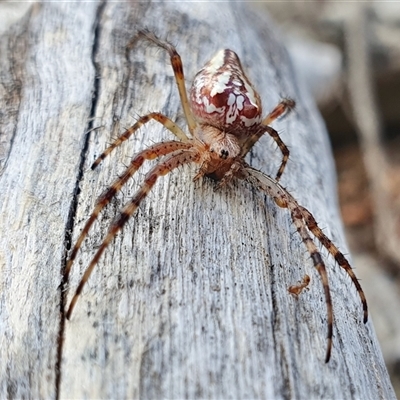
[{"x1": 65, "y1": 30, "x2": 368, "y2": 362}]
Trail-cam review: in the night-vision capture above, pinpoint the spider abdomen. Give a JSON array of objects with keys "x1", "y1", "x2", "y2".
[{"x1": 190, "y1": 49, "x2": 262, "y2": 133}]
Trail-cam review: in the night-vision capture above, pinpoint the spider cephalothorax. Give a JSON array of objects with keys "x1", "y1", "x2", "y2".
[{"x1": 65, "y1": 30, "x2": 367, "y2": 363}]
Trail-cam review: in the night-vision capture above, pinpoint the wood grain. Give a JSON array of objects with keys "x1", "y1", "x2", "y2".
[{"x1": 0, "y1": 2, "x2": 395, "y2": 399}]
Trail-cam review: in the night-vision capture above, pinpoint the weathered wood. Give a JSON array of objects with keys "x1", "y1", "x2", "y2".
[
  {"x1": 0, "y1": 3, "x2": 98, "y2": 399},
  {"x1": 0, "y1": 2, "x2": 395, "y2": 399}
]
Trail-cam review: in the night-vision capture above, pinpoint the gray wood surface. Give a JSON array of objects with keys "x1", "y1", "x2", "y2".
[{"x1": 0, "y1": 2, "x2": 395, "y2": 399}]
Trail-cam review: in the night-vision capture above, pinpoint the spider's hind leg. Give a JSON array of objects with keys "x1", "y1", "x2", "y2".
[
  {"x1": 290, "y1": 206, "x2": 333, "y2": 363},
  {"x1": 244, "y1": 167, "x2": 333, "y2": 361},
  {"x1": 299, "y1": 205, "x2": 368, "y2": 324}
]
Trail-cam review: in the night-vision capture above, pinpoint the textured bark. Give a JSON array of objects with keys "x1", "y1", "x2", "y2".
[{"x1": 0, "y1": 2, "x2": 395, "y2": 399}]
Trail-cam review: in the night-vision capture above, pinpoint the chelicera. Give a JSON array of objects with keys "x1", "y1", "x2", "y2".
[{"x1": 65, "y1": 30, "x2": 368, "y2": 362}]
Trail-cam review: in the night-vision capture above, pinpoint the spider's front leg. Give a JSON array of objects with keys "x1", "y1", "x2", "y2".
[
  {"x1": 65, "y1": 141, "x2": 191, "y2": 285},
  {"x1": 92, "y1": 27, "x2": 199, "y2": 169},
  {"x1": 66, "y1": 148, "x2": 199, "y2": 319},
  {"x1": 66, "y1": 109, "x2": 194, "y2": 281},
  {"x1": 138, "y1": 30, "x2": 197, "y2": 135},
  {"x1": 91, "y1": 113, "x2": 189, "y2": 169}
]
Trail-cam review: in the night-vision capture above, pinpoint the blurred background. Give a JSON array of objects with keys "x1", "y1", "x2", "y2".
[
  {"x1": 1, "y1": 1, "x2": 399, "y2": 395},
  {"x1": 258, "y1": 1, "x2": 400, "y2": 394}
]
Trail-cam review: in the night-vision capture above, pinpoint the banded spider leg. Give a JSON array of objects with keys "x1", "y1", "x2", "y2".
[
  {"x1": 66, "y1": 145, "x2": 199, "y2": 319},
  {"x1": 245, "y1": 167, "x2": 368, "y2": 362}
]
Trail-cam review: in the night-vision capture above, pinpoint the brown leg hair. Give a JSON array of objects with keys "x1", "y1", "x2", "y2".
[
  {"x1": 65, "y1": 141, "x2": 192, "y2": 282},
  {"x1": 66, "y1": 149, "x2": 199, "y2": 319},
  {"x1": 262, "y1": 98, "x2": 295, "y2": 126},
  {"x1": 242, "y1": 99, "x2": 294, "y2": 181},
  {"x1": 299, "y1": 205, "x2": 368, "y2": 323},
  {"x1": 139, "y1": 30, "x2": 197, "y2": 134},
  {"x1": 91, "y1": 113, "x2": 189, "y2": 170},
  {"x1": 265, "y1": 126, "x2": 290, "y2": 181},
  {"x1": 291, "y1": 207, "x2": 333, "y2": 363},
  {"x1": 244, "y1": 166, "x2": 367, "y2": 362}
]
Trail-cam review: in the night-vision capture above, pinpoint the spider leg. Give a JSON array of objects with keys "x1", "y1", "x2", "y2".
[
  {"x1": 266, "y1": 126, "x2": 290, "y2": 181},
  {"x1": 262, "y1": 99, "x2": 295, "y2": 181},
  {"x1": 65, "y1": 141, "x2": 192, "y2": 282},
  {"x1": 299, "y1": 205, "x2": 368, "y2": 324},
  {"x1": 241, "y1": 99, "x2": 294, "y2": 181},
  {"x1": 262, "y1": 98, "x2": 295, "y2": 126},
  {"x1": 139, "y1": 30, "x2": 197, "y2": 134},
  {"x1": 66, "y1": 149, "x2": 199, "y2": 319},
  {"x1": 92, "y1": 113, "x2": 189, "y2": 169},
  {"x1": 291, "y1": 206, "x2": 333, "y2": 363},
  {"x1": 244, "y1": 167, "x2": 361, "y2": 362},
  {"x1": 241, "y1": 125, "x2": 289, "y2": 182}
]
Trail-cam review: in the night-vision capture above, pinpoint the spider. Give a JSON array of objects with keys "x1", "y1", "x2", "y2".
[{"x1": 64, "y1": 29, "x2": 368, "y2": 363}]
